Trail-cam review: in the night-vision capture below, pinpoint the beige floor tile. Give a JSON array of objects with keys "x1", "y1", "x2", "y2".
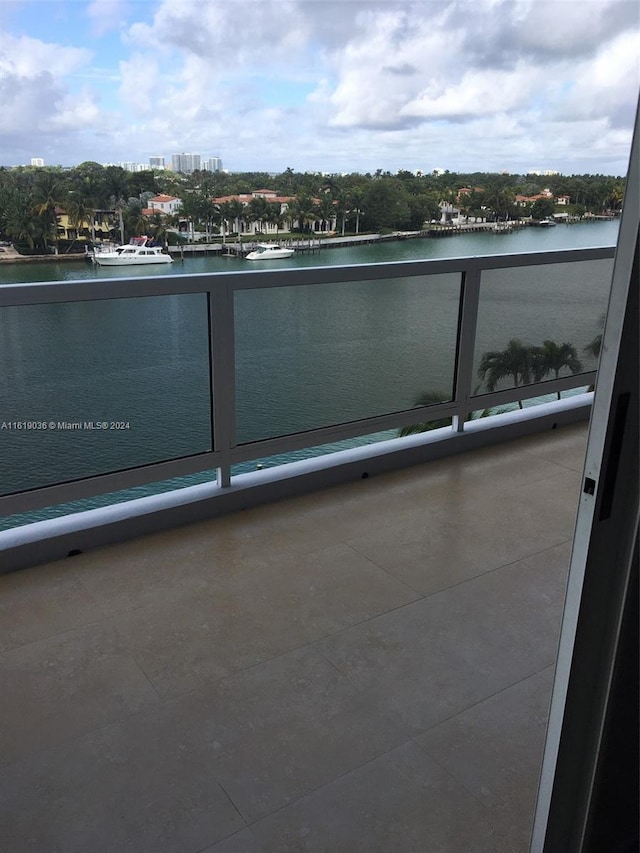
[
  {"x1": 249, "y1": 741, "x2": 506, "y2": 853},
  {"x1": 0, "y1": 423, "x2": 588, "y2": 852},
  {"x1": 348, "y1": 470, "x2": 578, "y2": 595},
  {"x1": 316, "y1": 555, "x2": 565, "y2": 734},
  {"x1": 0, "y1": 622, "x2": 160, "y2": 766},
  {"x1": 517, "y1": 423, "x2": 589, "y2": 472},
  {"x1": 162, "y1": 646, "x2": 409, "y2": 822},
  {"x1": 0, "y1": 562, "x2": 105, "y2": 654},
  {"x1": 416, "y1": 667, "x2": 554, "y2": 810},
  {"x1": 110, "y1": 543, "x2": 419, "y2": 699},
  {"x1": 68, "y1": 527, "x2": 263, "y2": 616},
  {"x1": 0, "y1": 709, "x2": 245, "y2": 853}
]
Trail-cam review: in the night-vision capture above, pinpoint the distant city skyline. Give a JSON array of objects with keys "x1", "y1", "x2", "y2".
[
  {"x1": 23, "y1": 153, "x2": 224, "y2": 174},
  {"x1": 2, "y1": 1, "x2": 639, "y2": 176}
]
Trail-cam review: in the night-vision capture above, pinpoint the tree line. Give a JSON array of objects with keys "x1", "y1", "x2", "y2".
[{"x1": 0, "y1": 161, "x2": 626, "y2": 253}]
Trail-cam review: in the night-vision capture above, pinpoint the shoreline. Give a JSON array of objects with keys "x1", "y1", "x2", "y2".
[{"x1": 0, "y1": 216, "x2": 617, "y2": 265}]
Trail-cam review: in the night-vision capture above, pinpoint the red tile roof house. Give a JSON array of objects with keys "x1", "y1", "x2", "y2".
[
  {"x1": 213, "y1": 190, "x2": 336, "y2": 235},
  {"x1": 147, "y1": 194, "x2": 182, "y2": 216},
  {"x1": 514, "y1": 193, "x2": 552, "y2": 207}
]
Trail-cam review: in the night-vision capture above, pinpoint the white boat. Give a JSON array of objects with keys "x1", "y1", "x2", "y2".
[
  {"x1": 537, "y1": 219, "x2": 557, "y2": 227},
  {"x1": 245, "y1": 243, "x2": 295, "y2": 260},
  {"x1": 93, "y1": 237, "x2": 173, "y2": 266}
]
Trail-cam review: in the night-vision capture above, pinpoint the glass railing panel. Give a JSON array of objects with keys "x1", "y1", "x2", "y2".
[
  {"x1": 0, "y1": 466, "x2": 221, "y2": 533},
  {"x1": 231, "y1": 428, "x2": 402, "y2": 475},
  {"x1": 0, "y1": 294, "x2": 212, "y2": 495},
  {"x1": 234, "y1": 274, "x2": 461, "y2": 444},
  {"x1": 472, "y1": 258, "x2": 613, "y2": 399}
]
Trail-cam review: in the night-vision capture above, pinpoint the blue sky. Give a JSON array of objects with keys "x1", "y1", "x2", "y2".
[{"x1": 1, "y1": 0, "x2": 639, "y2": 174}]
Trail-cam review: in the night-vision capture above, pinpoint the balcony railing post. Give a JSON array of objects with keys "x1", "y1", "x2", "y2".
[
  {"x1": 209, "y1": 283, "x2": 236, "y2": 487},
  {"x1": 453, "y1": 265, "x2": 482, "y2": 431}
]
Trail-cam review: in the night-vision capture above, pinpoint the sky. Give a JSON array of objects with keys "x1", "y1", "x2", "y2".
[{"x1": 1, "y1": 0, "x2": 639, "y2": 175}]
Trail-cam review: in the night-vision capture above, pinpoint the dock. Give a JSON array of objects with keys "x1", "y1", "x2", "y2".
[{"x1": 169, "y1": 238, "x2": 324, "y2": 259}]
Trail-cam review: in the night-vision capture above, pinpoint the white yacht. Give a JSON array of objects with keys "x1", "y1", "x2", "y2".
[
  {"x1": 93, "y1": 237, "x2": 173, "y2": 266},
  {"x1": 245, "y1": 243, "x2": 295, "y2": 260}
]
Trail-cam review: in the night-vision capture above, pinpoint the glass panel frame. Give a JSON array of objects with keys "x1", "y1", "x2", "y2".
[
  {"x1": 472, "y1": 259, "x2": 613, "y2": 399},
  {"x1": 234, "y1": 273, "x2": 462, "y2": 444},
  {"x1": 0, "y1": 293, "x2": 213, "y2": 496}
]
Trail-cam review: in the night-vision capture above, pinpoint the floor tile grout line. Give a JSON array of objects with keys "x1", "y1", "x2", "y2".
[
  {"x1": 240, "y1": 735, "x2": 416, "y2": 831},
  {"x1": 0, "y1": 696, "x2": 161, "y2": 773},
  {"x1": 217, "y1": 780, "x2": 251, "y2": 825},
  {"x1": 343, "y1": 534, "x2": 574, "y2": 611},
  {"x1": 410, "y1": 737, "x2": 496, "y2": 813},
  {"x1": 344, "y1": 541, "x2": 426, "y2": 600},
  {"x1": 0, "y1": 608, "x2": 120, "y2": 658},
  {"x1": 409, "y1": 659, "x2": 558, "y2": 740}
]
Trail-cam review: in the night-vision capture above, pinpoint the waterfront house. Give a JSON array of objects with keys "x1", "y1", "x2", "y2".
[
  {"x1": 213, "y1": 189, "x2": 337, "y2": 235},
  {"x1": 147, "y1": 194, "x2": 181, "y2": 216},
  {"x1": 57, "y1": 207, "x2": 116, "y2": 243}
]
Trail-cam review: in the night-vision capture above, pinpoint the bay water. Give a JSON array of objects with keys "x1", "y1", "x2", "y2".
[{"x1": 0, "y1": 220, "x2": 618, "y2": 527}]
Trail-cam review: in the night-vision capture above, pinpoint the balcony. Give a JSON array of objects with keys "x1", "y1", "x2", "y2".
[
  {"x1": 0, "y1": 421, "x2": 588, "y2": 852},
  {"x1": 0, "y1": 245, "x2": 623, "y2": 850}
]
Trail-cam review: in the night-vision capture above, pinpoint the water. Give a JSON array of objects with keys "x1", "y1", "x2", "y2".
[
  {"x1": 0, "y1": 219, "x2": 620, "y2": 283},
  {"x1": 0, "y1": 220, "x2": 618, "y2": 528}
]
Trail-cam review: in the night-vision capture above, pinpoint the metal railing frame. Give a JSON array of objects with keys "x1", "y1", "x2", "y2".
[{"x1": 0, "y1": 246, "x2": 614, "y2": 521}]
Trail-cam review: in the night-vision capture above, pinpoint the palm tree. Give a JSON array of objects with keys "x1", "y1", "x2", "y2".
[
  {"x1": 148, "y1": 212, "x2": 170, "y2": 247},
  {"x1": 122, "y1": 201, "x2": 149, "y2": 240},
  {"x1": 32, "y1": 171, "x2": 63, "y2": 253},
  {"x1": 247, "y1": 196, "x2": 270, "y2": 234},
  {"x1": 290, "y1": 194, "x2": 318, "y2": 233},
  {"x1": 334, "y1": 192, "x2": 350, "y2": 236},
  {"x1": 66, "y1": 193, "x2": 95, "y2": 247},
  {"x1": 584, "y1": 314, "x2": 605, "y2": 360},
  {"x1": 398, "y1": 389, "x2": 505, "y2": 436},
  {"x1": 2, "y1": 190, "x2": 37, "y2": 249},
  {"x1": 348, "y1": 188, "x2": 365, "y2": 234},
  {"x1": 316, "y1": 195, "x2": 336, "y2": 233},
  {"x1": 398, "y1": 391, "x2": 451, "y2": 436},
  {"x1": 220, "y1": 199, "x2": 245, "y2": 235},
  {"x1": 534, "y1": 340, "x2": 583, "y2": 399},
  {"x1": 477, "y1": 339, "x2": 535, "y2": 408}
]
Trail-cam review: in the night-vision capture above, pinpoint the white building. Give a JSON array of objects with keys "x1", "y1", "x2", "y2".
[
  {"x1": 171, "y1": 153, "x2": 201, "y2": 173},
  {"x1": 30, "y1": 158, "x2": 45, "y2": 167},
  {"x1": 147, "y1": 194, "x2": 181, "y2": 216},
  {"x1": 149, "y1": 156, "x2": 166, "y2": 169},
  {"x1": 203, "y1": 157, "x2": 223, "y2": 172},
  {"x1": 119, "y1": 162, "x2": 148, "y2": 173}
]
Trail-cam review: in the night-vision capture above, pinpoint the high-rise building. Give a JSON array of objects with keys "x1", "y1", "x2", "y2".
[
  {"x1": 149, "y1": 156, "x2": 166, "y2": 169},
  {"x1": 203, "y1": 157, "x2": 223, "y2": 172},
  {"x1": 119, "y1": 162, "x2": 148, "y2": 172},
  {"x1": 171, "y1": 153, "x2": 201, "y2": 173},
  {"x1": 30, "y1": 158, "x2": 45, "y2": 167}
]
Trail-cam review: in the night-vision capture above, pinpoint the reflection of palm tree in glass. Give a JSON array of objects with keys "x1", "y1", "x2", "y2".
[
  {"x1": 398, "y1": 390, "x2": 502, "y2": 436},
  {"x1": 399, "y1": 391, "x2": 450, "y2": 436},
  {"x1": 478, "y1": 339, "x2": 534, "y2": 408},
  {"x1": 583, "y1": 314, "x2": 605, "y2": 392},
  {"x1": 584, "y1": 314, "x2": 605, "y2": 360},
  {"x1": 533, "y1": 341, "x2": 583, "y2": 399}
]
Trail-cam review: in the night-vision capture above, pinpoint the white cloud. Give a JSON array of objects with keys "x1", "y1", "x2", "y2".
[
  {"x1": 117, "y1": 53, "x2": 160, "y2": 114},
  {"x1": 0, "y1": 0, "x2": 638, "y2": 173},
  {"x1": 552, "y1": 30, "x2": 640, "y2": 126},
  {"x1": 86, "y1": 0, "x2": 129, "y2": 37},
  {"x1": 0, "y1": 34, "x2": 96, "y2": 138},
  {"x1": 0, "y1": 33, "x2": 91, "y2": 80}
]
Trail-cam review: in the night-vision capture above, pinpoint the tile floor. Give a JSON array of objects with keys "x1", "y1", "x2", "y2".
[{"x1": 0, "y1": 423, "x2": 588, "y2": 852}]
